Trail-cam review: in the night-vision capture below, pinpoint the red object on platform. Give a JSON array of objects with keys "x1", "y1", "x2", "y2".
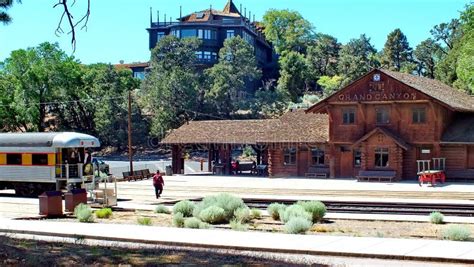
[{"x1": 418, "y1": 171, "x2": 445, "y2": 186}]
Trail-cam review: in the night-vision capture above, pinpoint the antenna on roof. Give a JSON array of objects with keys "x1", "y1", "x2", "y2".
[
  {"x1": 244, "y1": 7, "x2": 247, "y2": 19},
  {"x1": 240, "y1": 4, "x2": 242, "y2": 14},
  {"x1": 180, "y1": 5, "x2": 182, "y2": 19},
  {"x1": 157, "y1": 10, "x2": 159, "y2": 24},
  {"x1": 149, "y1": 7, "x2": 153, "y2": 26},
  {"x1": 164, "y1": 13, "x2": 167, "y2": 25},
  {"x1": 249, "y1": 11, "x2": 251, "y2": 23},
  {"x1": 253, "y1": 14, "x2": 255, "y2": 23}
]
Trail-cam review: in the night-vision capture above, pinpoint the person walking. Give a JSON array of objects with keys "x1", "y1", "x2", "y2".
[{"x1": 153, "y1": 170, "x2": 165, "y2": 199}]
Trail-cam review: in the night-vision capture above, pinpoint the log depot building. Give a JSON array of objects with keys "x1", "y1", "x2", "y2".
[{"x1": 162, "y1": 69, "x2": 474, "y2": 180}]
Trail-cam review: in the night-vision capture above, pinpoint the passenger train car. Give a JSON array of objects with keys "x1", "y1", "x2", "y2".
[{"x1": 0, "y1": 132, "x2": 100, "y2": 196}]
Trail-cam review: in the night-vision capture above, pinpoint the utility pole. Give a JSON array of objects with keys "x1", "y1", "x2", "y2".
[{"x1": 128, "y1": 90, "x2": 134, "y2": 174}]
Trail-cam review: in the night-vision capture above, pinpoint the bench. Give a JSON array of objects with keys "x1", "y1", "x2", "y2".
[
  {"x1": 305, "y1": 167, "x2": 329, "y2": 178},
  {"x1": 122, "y1": 171, "x2": 138, "y2": 181},
  {"x1": 356, "y1": 170, "x2": 397, "y2": 182},
  {"x1": 445, "y1": 170, "x2": 474, "y2": 182},
  {"x1": 142, "y1": 169, "x2": 154, "y2": 179}
]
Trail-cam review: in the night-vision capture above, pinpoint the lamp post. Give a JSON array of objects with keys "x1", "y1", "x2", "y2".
[{"x1": 128, "y1": 90, "x2": 133, "y2": 174}]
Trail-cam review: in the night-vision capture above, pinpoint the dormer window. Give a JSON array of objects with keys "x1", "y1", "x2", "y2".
[{"x1": 376, "y1": 107, "x2": 390, "y2": 124}]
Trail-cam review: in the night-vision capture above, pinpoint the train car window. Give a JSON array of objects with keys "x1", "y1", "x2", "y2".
[
  {"x1": 32, "y1": 154, "x2": 48, "y2": 165},
  {"x1": 6, "y1": 154, "x2": 22, "y2": 165}
]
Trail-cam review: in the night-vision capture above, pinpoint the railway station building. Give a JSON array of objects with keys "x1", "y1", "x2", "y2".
[{"x1": 161, "y1": 69, "x2": 474, "y2": 181}]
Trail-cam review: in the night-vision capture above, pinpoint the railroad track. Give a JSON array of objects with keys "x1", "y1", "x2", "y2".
[{"x1": 242, "y1": 198, "x2": 474, "y2": 217}]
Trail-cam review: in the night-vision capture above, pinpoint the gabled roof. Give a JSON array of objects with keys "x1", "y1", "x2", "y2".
[
  {"x1": 441, "y1": 114, "x2": 474, "y2": 144},
  {"x1": 306, "y1": 69, "x2": 474, "y2": 113},
  {"x1": 351, "y1": 127, "x2": 410, "y2": 150},
  {"x1": 180, "y1": 0, "x2": 241, "y2": 22},
  {"x1": 161, "y1": 109, "x2": 329, "y2": 145},
  {"x1": 223, "y1": 0, "x2": 240, "y2": 14}
]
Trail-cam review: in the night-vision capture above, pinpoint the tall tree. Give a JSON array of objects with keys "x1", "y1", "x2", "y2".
[
  {"x1": 0, "y1": 42, "x2": 81, "y2": 132},
  {"x1": 262, "y1": 9, "x2": 314, "y2": 54},
  {"x1": 414, "y1": 39, "x2": 443, "y2": 78},
  {"x1": 277, "y1": 51, "x2": 310, "y2": 102},
  {"x1": 306, "y1": 33, "x2": 340, "y2": 77},
  {"x1": 430, "y1": 19, "x2": 462, "y2": 51},
  {"x1": 0, "y1": 0, "x2": 20, "y2": 25},
  {"x1": 205, "y1": 36, "x2": 261, "y2": 118},
  {"x1": 141, "y1": 35, "x2": 202, "y2": 135},
  {"x1": 381, "y1": 28, "x2": 413, "y2": 71},
  {"x1": 337, "y1": 34, "x2": 379, "y2": 84}
]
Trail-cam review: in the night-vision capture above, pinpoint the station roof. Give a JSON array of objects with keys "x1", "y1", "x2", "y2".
[
  {"x1": 160, "y1": 109, "x2": 329, "y2": 145},
  {"x1": 441, "y1": 114, "x2": 474, "y2": 144}
]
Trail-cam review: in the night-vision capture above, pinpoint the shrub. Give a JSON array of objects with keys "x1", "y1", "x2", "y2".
[
  {"x1": 313, "y1": 225, "x2": 333, "y2": 233},
  {"x1": 173, "y1": 212, "x2": 185, "y2": 228},
  {"x1": 285, "y1": 217, "x2": 312, "y2": 234},
  {"x1": 430, "y1": 212, "x2": 444, "y2": 224},
  {"x1": 267, "y1": 203, "x2": 287, "y2": 220},
  {"x1": 250, "y1": 208, "x2": 262, "y2": 219},
  {"x1": 234, "y1": 207, "x2": 250, "y2": 223},
  {"x1": 184, "y1": 217, "x2": 210, "y2": 229},
  {"x1": 95, "y1": 208, "x2": 113, "y2": 219},
  {"x1": 155, "y1": 205, "x2": 171, "y2": 214},
  {"x1": 74, "y1": 204, "x2": 94, "y2": 223},
  {"x1": 443, "y1": 225, "x2": 471, "y2": 241},
  {"x1": 297, "y1": 201, "x2": 327, "y2": 223},
  {"x1": 280, "y1": 204, "x2": 312, "y2": 223},
  {"x1": 230, "y1": 220, "x2": 249, "y2": 231},
  {"x1": 173, "y1": 200, "x2": 195, "y2": 217},
  {"x1": 137, "y1": 217, "x2": 152, "y2": 226},
  {"x1": 199, "y1": 206, "x2": 226, "y2": 224},
  {"x1": 193, "y1": 193, "x2": 247, "y2": 222}
]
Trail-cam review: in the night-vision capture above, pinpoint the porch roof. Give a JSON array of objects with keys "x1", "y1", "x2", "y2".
[
  {"x1": 161, "y1": 109, "x2": 329, "y2": 145},
  {"x1": 441, "y1": 113, "x2": 474, "y2": 144},
  {"x1": 351, "y1": 127, "x2": 410, "y2": 150}
]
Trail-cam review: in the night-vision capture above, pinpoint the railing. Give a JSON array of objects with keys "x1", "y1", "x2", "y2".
[{"x1": 56, "y1": 163, "x2": 84, "y2": 179}]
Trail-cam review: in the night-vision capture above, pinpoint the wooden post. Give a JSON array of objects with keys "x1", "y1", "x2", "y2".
[
  {"x1": 208, "y1": 147, "x2": 212, "y2": 172},
  {"x1": 128, "y1": 90, "x2": 134, "y2": 174}
]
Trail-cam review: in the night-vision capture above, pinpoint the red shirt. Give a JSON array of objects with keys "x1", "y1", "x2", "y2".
[{"x1": 153, "y1": 174, "x2": 164, "y2": 187}]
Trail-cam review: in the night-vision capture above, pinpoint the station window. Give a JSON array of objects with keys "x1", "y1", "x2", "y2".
[
  {"x1": 374, "y1": 148, "x2": 389, "y2": 168},
  {"x1": 354, "y1": 150, "x2": 361, "y2": 167},
  {"x1": 283, "y1": 148, "x2": 296, "y2": 165},
  {"x1": 375, "y1": 107, "x2": 390, "y2": 124},
  {"x1": 342, "y1": 108, "x2": 356, "y2": 124},
  {"x1": 311, "y1": 148, "x2": 325, "y2": 166},
  {"x1": 32, "y1": 154, "x2": 48, "y2": 166},
  {"x1": 6, "y1": 154, "x2": 22, "y2": 165},
  {"x1": 226, "y1": 29, "x2": 235, "y2": 39},
  {"x1": 412, "y1": 107, "x2": 426, "y2": 124}
]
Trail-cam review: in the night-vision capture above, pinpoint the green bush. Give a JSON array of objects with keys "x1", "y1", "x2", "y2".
[
  {"x1": 173, "y1": 200, "x2": 195, "y2": 217},
  {"x1": 183, "y1": 217, "x2": 210, "y2": 229},
  {"x1": 430, "y1": 212, "x2": 444, "y2": 224},
  {"x1": 234, "y1": 207, "x2": 251, "y2": 223},
  {"x1": 267, "y1": 203, "x2": 287, "y2": 220},
  {"x1": 155, "y1": 205, "x2": 171, "y2": 214},
  {"x1": 193, "y1": 193, "x2": 247, "y2": 222},
  {"x1": 230, "y1": 220, "x2": 249, "y2": 231},
  {"x1": 74, "y1": 204, "x2": 94, "y2": 223},
  {"x1": 250, "y1": 208, "x2": 262, "y2": 219},
  {"x1": 198, "y1": 206, "x2": 227, "y2": 224},
  {"x1": 280, "y1": 204, "x2": 312, "y2": 223},
  {"x1": 443, "y1": 225, "x2": 471, "y2": 241},
  {"x1": 95, "y1": 208, "x2": 113, "y2": 219},
  {"x1": 173, "y1": 212, "x2": 185, "y2": 228},
  {"x1": 137, "y1": 217, "x2": 152, "y2": 226},
  {"x1": 297, "y1": 201, "x2": 327, "y2": 222},
  {"x1": 285, "y1": 217, "x2": 312, "y2": 234}
]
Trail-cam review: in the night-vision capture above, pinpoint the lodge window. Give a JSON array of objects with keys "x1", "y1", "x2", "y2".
[
  {"x1": 412, "y1": 107, "x2": 426, "y2": 124},
  {"x1": 342, "y1": 108, "x2": 356, "y2": 124},
  {"x1": 226, "y1": 30, "x2": 235, "y2": 39},
  {"x1": 354, "y1": 150, "x2": 361, "y2": 167},
  {"x1": 375, "y1": 107, "x2": 390, "y2": 124},
  {"x1": 181, "y1": 29, "x2": 196, "y2": 38},
  {"x1": 203, "y1": 51, "x2": 212, "y2": 60},
  {"x1": 195, "y1": 51, "x2": 203, "y2": 59},
  {"x1": 156, "y1": 32, "x2": 165, "y2": 41},
  {"x1": 283, "y1": 148, "x2": 296, "y2": 165},
  {"x1": 32, "y1": 154, "x2": 48, "y2": 166},
  {"x1": 311, "y1": 148, "x2": 325, "y2": 166},
  {"x1": 374, "y1": 148, "x2": 389, "y2": 168},
  {"x1": 171, "y1": 29, "x2": 180, "y2": 38},
  {"x1": 7, "y1": 154, "x2": 22, "y2": 165}
]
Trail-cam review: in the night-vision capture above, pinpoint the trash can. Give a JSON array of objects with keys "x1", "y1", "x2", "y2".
[
  {"x1": 39, "y1": 191, "x2": 63, "y2": 217},
  {"x1": 165, "y1": 165, "x2": 173, "y2": 176},
  {"x1": 65, "y1": 188, "x2": 87, "y2": 212}
]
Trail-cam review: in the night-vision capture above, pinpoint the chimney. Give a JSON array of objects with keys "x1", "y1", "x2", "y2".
[{"x1": 149, "y1": 7, "x2": 153, "y2": 26}]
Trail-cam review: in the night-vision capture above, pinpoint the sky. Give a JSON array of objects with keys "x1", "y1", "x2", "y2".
[{"x1": 0, "y1": 0, "x2": 470, "y2": 64}]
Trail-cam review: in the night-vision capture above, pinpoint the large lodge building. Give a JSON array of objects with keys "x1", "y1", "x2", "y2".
[{"x1": 162, "y1": 69, "x2": 474, "y2": 181}]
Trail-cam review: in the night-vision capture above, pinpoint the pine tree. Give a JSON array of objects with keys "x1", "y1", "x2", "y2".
[{"x1": 381, "y1": 29, "x2": 413, "y2": 71}]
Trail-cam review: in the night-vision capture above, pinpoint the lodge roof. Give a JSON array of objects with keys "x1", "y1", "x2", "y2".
[
  {"x1": 307, "y1": 69, "x2": 474, "y2": 113},
  {"x1": 380, "y1": 69, "x2": 474, "y2": 112},
  {"x1": 160, "y1": 109, "x2": 329, "y2": 145},
  {"x1": 441, "y1": 114, "x2": 474, "y2": 144},
  {"x1": 180, "y1": 0, "x2": 242, "y2": 22}
]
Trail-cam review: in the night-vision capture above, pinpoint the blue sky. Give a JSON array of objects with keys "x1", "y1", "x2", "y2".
[{"x1": 0, "y1": 0, "x2": 469, "y2": 64}]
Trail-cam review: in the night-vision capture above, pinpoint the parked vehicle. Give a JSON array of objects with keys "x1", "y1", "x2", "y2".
[{"x1": 0, "y1": 132, "x2": 101, "y2": 196}]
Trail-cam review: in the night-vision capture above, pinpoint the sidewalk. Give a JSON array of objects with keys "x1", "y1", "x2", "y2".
[{"x1": 0, "y1": 218, "x2": 473, "y2": 263}]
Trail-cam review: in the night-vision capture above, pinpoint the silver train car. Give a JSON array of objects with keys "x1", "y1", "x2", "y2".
[{"x1": 0, "y1": 132, "x2": 100, "y2": 196}]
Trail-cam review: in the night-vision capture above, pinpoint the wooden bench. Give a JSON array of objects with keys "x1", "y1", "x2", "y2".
[
  {"x1": 305, "y1": 167, "x2": 329, "y2": 178},
  {"x1": 445, "y1": 170, "x2": 474, "y2": 182},
  {"x1": 356, "y1": 170, "x2": 397, "y2": 182},
  {"x1": 142, "y1": 169, "x2": 154, "y2": 179},
  {"x1": 122, "y1": 171, "x2": 138, "y2": 181}
]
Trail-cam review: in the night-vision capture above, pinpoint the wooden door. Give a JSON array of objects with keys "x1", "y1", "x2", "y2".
[
  {"x1": 340, "y1": 151, "x2": 353, "y2": 177},
  {"x1": 297, "y1": 150, "x2": 309, "y2": 176},
  {"x1": 417, "y1": 146, "x2": 433, "y2": 160}
]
